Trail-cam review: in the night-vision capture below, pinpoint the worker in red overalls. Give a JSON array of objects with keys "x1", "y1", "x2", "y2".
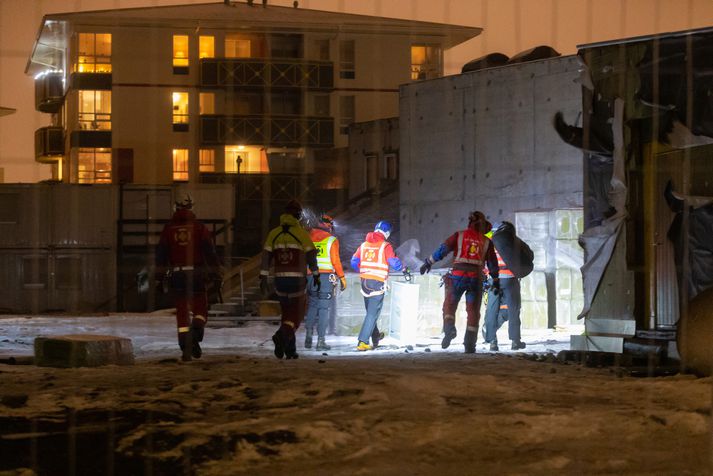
[
  {"x1": 260, "y1": 200, "x2": 320, "y2": 359},
  {"x1": 351, "y1": 221, "x2": 403, "y2": 351},
  {"x1": 156, "y1": 191, "x2": 222, "y2": 361},
  {"x1": 420, "y1": 210, "x2": 499, "y2": 353}
]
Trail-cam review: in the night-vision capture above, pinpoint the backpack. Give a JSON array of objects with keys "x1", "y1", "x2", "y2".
[{"x1": 491, "y1": 222, "x2": 534, "y2": 278}]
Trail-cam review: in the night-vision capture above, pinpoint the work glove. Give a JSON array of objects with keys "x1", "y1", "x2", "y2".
[
  {"x1": 339, "y1": 276, "x2": 347, "y2": 292},
  {"x1": 313, "y1": 273, "x2": 321, "y2": 293},
  {"x1": 420, "y1": 257, "x2": 433, "y2": 275},
  {"x1": 259, "y1": 274, "x2": 270, "y2": 297}
]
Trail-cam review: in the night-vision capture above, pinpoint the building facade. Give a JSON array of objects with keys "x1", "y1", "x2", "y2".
[{"x1": 27, "y1": 1, "x2": 479, "y2": 188}]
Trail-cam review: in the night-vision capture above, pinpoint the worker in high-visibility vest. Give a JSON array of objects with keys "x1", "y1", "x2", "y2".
[
  {"x1": 351, "y1": 221, "x2": 403, "y2": 351},
  {"x1": 260, "y1": 200, "x2": 320, "y2": 360},
  {"x1": 420, "y1": 211, "x2": 499, "y2": 354},
  {"x1": 304, "y1": 214, "x2": 347, "y2": 351},
  {"x1": 483, "y1": 222, "x2": 526, "y2": 351}
]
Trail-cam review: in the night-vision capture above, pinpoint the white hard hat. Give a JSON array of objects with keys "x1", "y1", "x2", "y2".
[{"x1": 175, "y1": 191, "x2": 194, "y2": 210}]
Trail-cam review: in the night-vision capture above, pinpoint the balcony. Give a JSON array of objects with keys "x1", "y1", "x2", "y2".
[
  {"x1": 200, "y1": 58, "x2": 333, "y2": 91},
  {"x1": 69, "y1": 73, "x2": 112, "y2": 90},
  {"x1": 35, "y1": 127, "x2": 64, "y2": 163},
  {"x1": 200, "y1": 115, "x2": 334, "y2": 148},
  {"x1": 35, "y1": 73, "x2": 64, "y2": 113}
]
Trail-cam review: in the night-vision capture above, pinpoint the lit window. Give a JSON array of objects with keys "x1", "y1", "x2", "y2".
[
  {"x1": 200, "y1": 93, "x2": 215, "y2": 115},
  {"x1": 172, "y1": 92, "x2": 189, "y2": 124},
  {"x1": 199, "y1": 149, "x2": 215, "y2": 172},
  {"x1": 199, "y1": 36, "x2": 215, "y2": 59},
  {"x1": 225, "y1": 35, "x2": 251, "y2": 58},
  {"x1": 411, "y1": 45, "x2": 442, "y2": 81},
  {"x1": 339, "y1": 40, "x2": 355, "y2": 79},
  {"x1": 225, "y1": 145, "x2": 269, "y2": 174},
  {"x1": 77, "y1": 148, "x2": 112, "y2": 183},
  {"x1": 79, "y1": 90, "x2": 111, "y2": 130},
  {"x1": 173, "y1": 35, "x2": 189, "y2": 68},
  {"x1": 172, "y1": 149, "x2": 189, "y2": 181},
  {"x1": 76, "y1": 33, "x2": 112, "y2": 73},
  {"x1": 339, "y1": 95, "x2": 355, "y2": 135}
]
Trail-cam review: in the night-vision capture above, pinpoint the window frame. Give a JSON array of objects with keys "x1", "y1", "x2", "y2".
[
  {"x1": 75, "y1": 33, "x2": 112, "y2": 73},
  {"x1": 172, "y1": 149, "x2": 189, "y2": 182},
  {"x1": 78, "y1": 90, "x2": 112, "y2": 130}
]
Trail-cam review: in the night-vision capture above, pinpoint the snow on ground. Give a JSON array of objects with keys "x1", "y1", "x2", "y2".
[{"x1": 0, "y1": 314, "x2": 711, "y2": 475}]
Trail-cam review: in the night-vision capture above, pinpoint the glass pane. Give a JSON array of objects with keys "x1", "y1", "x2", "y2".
[
  {"x1": 172, "y1": 149, "x2": 189, "y2": 181},
  {"x1": 199, "y1": 92, "x2": 215, "y2": 115},
  {"x1": 172, "y1": 92, "x2": 189, "y2": 123},
  {"x1": 199, "y1": 36, "x2": 215, "y2": 58},
  {"x1": 173, "y1": 35, "x2": 189, "y2": 67}
]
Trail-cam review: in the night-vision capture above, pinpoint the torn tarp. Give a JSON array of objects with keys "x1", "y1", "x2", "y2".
[{"x1": 578, "y1": 98, "x2": 628, "y2": 319}]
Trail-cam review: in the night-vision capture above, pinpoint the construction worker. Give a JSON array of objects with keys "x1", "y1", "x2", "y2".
[
  {"x1": 156, "y1": 191, "x2": 222, "y2": 361},
  {"x1": 304, "y1": 214, "x2": 347, "y2": 351},
  {"x1": 484, "y1": 222, "x2": 527, "y2": 351},
  {"x1": 351, "y1": 221, "x2": 403, "y2": 351},
  {"x1": 420, "y1": 210, "x2": 499, "y2": 353},
  {"x1": 260, "y1": 200, "x2": 320, "y2": 360}
]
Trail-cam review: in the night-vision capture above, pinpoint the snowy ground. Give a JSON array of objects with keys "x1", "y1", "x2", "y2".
[{"x1": 0, "y1": 314, "x2": 711, "y2": 475}]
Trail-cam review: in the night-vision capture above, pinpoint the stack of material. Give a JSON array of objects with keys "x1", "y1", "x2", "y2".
[
  {"x1": 516, "y1": 211, "x2": 551, "y2": 329},
  {"x1": 515, "y1": 209, "x2": 585, "y2": 329},
  {"x1": 553, "y1": 209, "x2": 585, "y2": 326}
]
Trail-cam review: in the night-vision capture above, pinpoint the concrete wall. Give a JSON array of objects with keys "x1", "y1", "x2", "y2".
[{"x1": 400, "y1": 55, "x2": 583, "y2": 255}]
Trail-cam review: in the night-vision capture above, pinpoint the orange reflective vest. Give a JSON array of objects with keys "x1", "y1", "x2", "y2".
[
  {"x1": 496, "y1": 249, "x2": 514, "y2": 278},
  {"x1": 359, "y1": 241, "x2": 389, "y2": 282}
]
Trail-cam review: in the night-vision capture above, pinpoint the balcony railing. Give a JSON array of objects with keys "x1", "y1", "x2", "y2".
[
  {"x1": 200, "y1": 58, "x2": 333, "y2": 90},
  {"x1": 35, "y1": 73, "x2": 64, "y2": 113},
  {"x1": 35, "y1": 126, "x2": 64, "y2": 163},
  {"x1": 200, "y1": 115, "x2": 334, "y2": 148}
]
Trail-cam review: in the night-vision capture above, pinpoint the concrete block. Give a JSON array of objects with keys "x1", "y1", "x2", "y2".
[
  {"x1": 570, "y1": 334, "x2": 623, "y2": 353},
  {"x1": 585, "y1": 318, "x2": 636, "y2": 336},
  {"x1": 34, "y1": 334, "x2": 134, "y2": 368}
]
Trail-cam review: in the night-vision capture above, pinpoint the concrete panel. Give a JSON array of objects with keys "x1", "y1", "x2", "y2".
[{"x1": 400, "y1": 56, "x2": 584, "y2": 256}]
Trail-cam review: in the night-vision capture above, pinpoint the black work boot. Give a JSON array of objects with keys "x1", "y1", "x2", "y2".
[
  {"x1": 441, "y1": 321, "x2": 457, "y2": 349},
  {"x1": 490, "y1": 341, "x2": 499, "y2": 352},
  {"x1": 285, "y1": 332, "x2": 299, "y2": 360},
  {"x1": 371, "y1": 327, "x2": 385, "y2": 348},
  {"x1": 316, "y1": 337, "x2": 331, "y2": 351},
  {"x1": 463, "y1": 330, "x2": 477, "y2": 354},
  {"x1": 178, "y1": 332, "x2": 193, "y2": 362},
  {"x1": 272, "y1": 330, "x2": 285, "y2": 359},
  {"x1": 304, "y1": 328, "x2": 313, "y2": 349},
  {"x1": 511, "y1": 341, "x2": 526, "y2": 351},
  {"x1": 191, "y1": 326, "x2": 204, "y2": 359}
]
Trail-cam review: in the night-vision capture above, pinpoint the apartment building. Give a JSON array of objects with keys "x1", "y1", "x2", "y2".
[{"x1": 27, "y1": 1, "x2": 480, "y2": 188}]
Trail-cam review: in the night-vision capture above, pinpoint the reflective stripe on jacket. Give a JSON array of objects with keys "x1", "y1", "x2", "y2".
[
  {"x1": 496, "y1": 249, "x2": 514, "y2": 278},
  {"x1": 359, "y1": 241, "x2": 389, "y2": 282}
]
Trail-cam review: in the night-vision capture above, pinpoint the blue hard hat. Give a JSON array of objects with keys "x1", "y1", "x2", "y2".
[{"x1": 374, "y1": 220, "x2": 392, "y2": 238}]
